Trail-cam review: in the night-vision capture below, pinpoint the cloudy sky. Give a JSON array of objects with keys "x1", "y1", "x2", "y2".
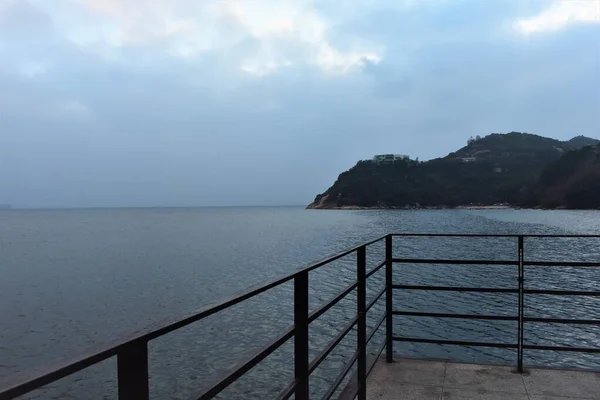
[{"x1": 1, "y1": 0, "x2": 599, "y2": 207}]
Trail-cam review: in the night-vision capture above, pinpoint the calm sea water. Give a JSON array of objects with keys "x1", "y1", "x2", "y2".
[{"x1": 1, "y1": 207, "x2": 600, "y2": 399}]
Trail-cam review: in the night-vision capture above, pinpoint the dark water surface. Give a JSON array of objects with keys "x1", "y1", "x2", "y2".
[{"x1": 1, "y1": 208, "x2": 600, "y2": 399}]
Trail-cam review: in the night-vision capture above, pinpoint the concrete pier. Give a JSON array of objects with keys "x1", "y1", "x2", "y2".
[{"x1": 366, "y1": 357, "x2": 600, "y2": 400}]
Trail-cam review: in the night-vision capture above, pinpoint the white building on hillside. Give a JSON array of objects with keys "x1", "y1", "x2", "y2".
[{"x1": 372, "y1": 154, "x2": 410, "y2": 163}]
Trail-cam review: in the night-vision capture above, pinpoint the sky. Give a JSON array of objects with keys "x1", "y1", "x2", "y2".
[{"x1": 0, "y1": 0, "x2": 599, "y2": 208}]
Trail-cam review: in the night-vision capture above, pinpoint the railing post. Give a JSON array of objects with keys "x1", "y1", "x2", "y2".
[
  {"x1": 385, "y1": 235, "x2": 393, "y2": 363},
  {"x1": 357, "y1": 246, "x2": 367, "y2": 400},
  {"x1": 517, "y1": 235, "x2": 524, "y2": 373},
  {"x1": 117, "y1": 340, "x2": 149, "y2": 400},
  {"x1": 294, "y1": 270, "x2": 309, "y2": 400}
]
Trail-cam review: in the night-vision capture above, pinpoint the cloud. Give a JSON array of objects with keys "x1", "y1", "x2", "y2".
[
  {"x1": 514, "y1": 0, "x2": 600, "y2": 34},
  {"x1": 42, "y1": 0, "x2": 383, "y2": 76}
]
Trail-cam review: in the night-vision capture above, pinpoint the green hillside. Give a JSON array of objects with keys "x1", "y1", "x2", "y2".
[
  {"x1": 532, "y1": 145, "x2": 600, "y2": 209},
  {"x1": 308, "y1": 132, "x2": 599, "y2": 209}
]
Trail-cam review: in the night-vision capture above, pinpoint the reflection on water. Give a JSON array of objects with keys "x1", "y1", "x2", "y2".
[{"x1": 1, "y1": 208, "x2": 599, "y2": 399}]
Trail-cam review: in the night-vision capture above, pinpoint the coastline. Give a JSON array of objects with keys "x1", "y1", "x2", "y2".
[
  {"x1": 305, "y1": 204, "x2": 514, "y2": 210},
  {"x1": 305, "y1": 204, "x2": 600, "y2": 210}
]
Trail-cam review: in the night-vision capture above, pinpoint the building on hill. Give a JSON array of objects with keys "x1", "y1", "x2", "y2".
[{"x1": 372, "y1": 154, "x2": 410, "y2": 164}]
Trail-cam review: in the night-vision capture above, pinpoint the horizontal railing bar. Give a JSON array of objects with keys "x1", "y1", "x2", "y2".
[
  {"x1": 391, "y1": 234, "x2": 600, "y2": 238},
  {"x1": 523, "y1": 344, "x2": 600, "y2": 353},
  {"x1": 1, "y1": 275, "x2": 299, "y2": 396},
  {"x1": 338, "y1": 339, "x2": 387, "y2": 400},
  {"x1": 392, "y1": 337, "x2": 518, "y2": 348},
  {"x1": 366, "y1": 286, "x2": 386, "y2": 313},
  {"x1": 524, "y1": 317, "x2": 600, "y2": 325},
  {"x1": 371, "y1": 339, "x2": 387, "y2": 373},
  {"x1": 303, "y1": 235, "x2": 387, "y2": 275},
  {"x1": 193, "y1": 327, "x2": 295, "y2": 400},
  {"x1": 366, "y1": 260, "x2": 386, "y2": 279},
  {"x1": 0, "y1": 340, "x2": 126, "y2": 399},
  {"x1": 525, "y1": 261, "x2": 600, "y2": 267},
  {"x1": 367, "y1": 312, "x2": 386, "y2": 345},
  {"x1": 392, "y1": 258, "x2": 519, "y2": 265},
  {"x1": 275, "y1": 380, "x2": 296, "y2": 400},
  {"x1": 309, "y1": 316, "x2": 358, "y2": 374},
  {"x1": 308, "y1": 282, "x2": 358, "y2": 324},
  {"x1": 149, "y1": 279, "x2": 295, "y2": 341},
  {"x1": 393, "y1": 311, "x2": 518, "y2": 321},
  {"x1": 524, "y1": 289, "x2": 600, "y2": 296},
  {"x1": 393, "y1": 285, "x2": 518, "y2": 293},
  {"x1": 322, "y1": 353, "x2": 358, "y2": 400}
]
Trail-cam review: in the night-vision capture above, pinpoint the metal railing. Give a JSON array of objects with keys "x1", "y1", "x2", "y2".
[
  {"x1": 0, "y1": 235, "x2": 389, "y2": 400},
  {"x1": 389, "y1": 233, "x2": 600, "y2": 374},
  {"x1": 1, "y1": 233, "x2": 600, "y2": 400}
]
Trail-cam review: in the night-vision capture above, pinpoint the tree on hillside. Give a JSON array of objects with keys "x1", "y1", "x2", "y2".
[{"x1": 468, "y1": 135, "x2": 482, "y2": 145}]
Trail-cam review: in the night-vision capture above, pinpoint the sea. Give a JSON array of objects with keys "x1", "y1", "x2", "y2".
[{"x1": 1, "y1": 207, "x2": 600, "y2": 399}]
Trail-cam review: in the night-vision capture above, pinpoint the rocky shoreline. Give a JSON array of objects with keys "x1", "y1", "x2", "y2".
[
  {"x1": 306, "y1": 204, "x2": 598, "y2": 210},
  {"x1": 306, "y1": 204, "x2": 513, "y2": 210}
]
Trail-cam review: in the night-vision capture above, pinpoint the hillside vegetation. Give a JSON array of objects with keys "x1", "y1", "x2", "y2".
[{"x1": 533, "y1": 145, "x2": 600, "y2": 209}]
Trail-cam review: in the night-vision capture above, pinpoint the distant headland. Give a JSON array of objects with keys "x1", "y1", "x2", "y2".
[{"x1": 307, "y1": 132, "x2": 600, "y2": 210}]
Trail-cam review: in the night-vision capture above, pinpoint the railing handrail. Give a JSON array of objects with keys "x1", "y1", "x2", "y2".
[
  {"x1": 0, "y1": 234, "x2": 388, "y2": 399},
  {"x1": 392, "y1": 233, "x2": 600, "y2": 237}
]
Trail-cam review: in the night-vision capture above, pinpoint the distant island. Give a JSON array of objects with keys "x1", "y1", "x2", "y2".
[{"x1": 307, "y1": 132, "x2": 600, "y2": 210}]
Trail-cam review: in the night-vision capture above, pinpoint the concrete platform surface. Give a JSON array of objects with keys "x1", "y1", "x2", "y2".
[{"x1": 366, "y1": 357, "x2": 600, "y2": 400}]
